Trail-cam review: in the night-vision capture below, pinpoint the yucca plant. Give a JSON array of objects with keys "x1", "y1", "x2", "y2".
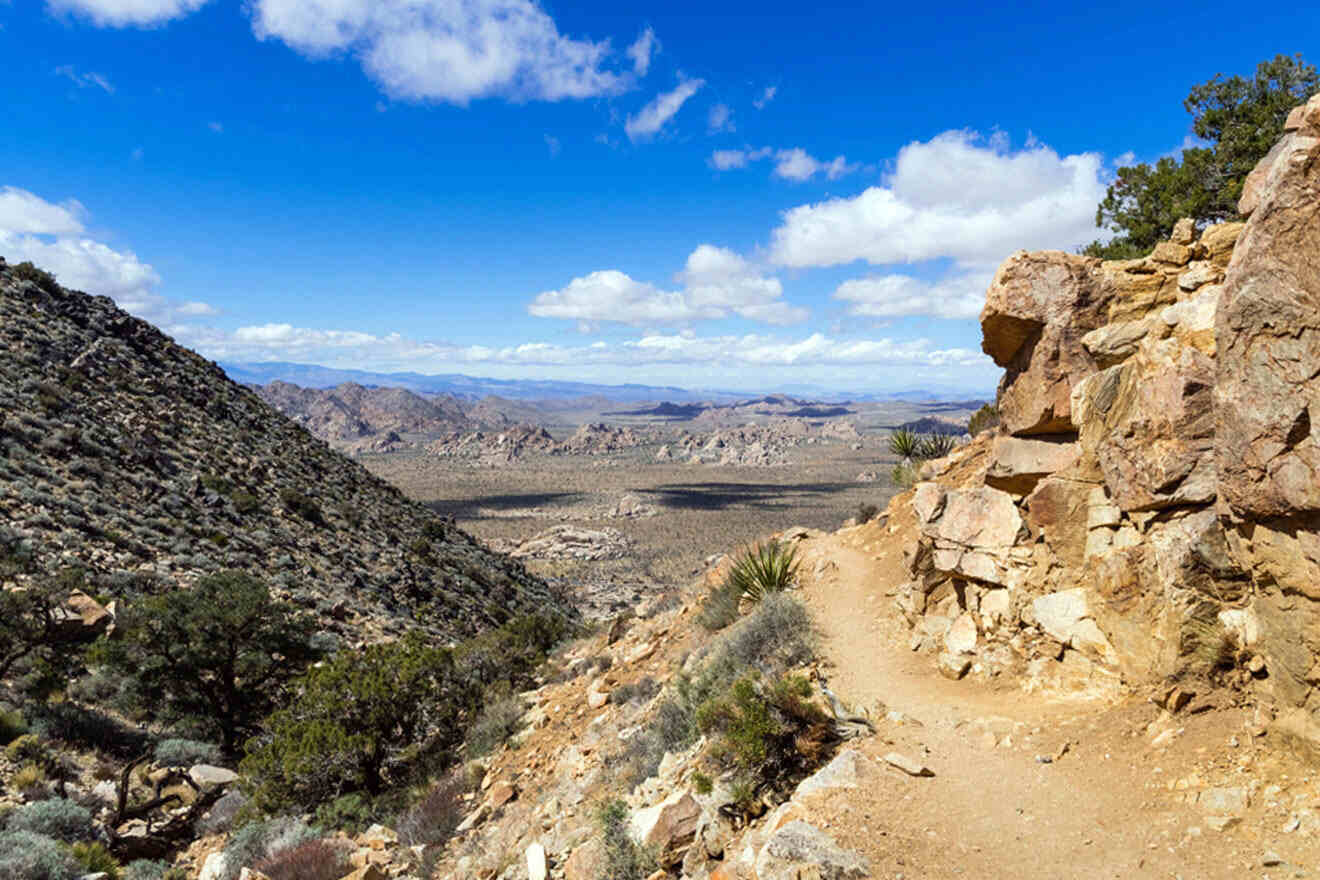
[
  {"x1": 917, "y1": 432, "x2": 956, "y2": 459},
  {"x1": 887, "y1": 427, "x2": 920, "y2": 458},
  {"x1": 727, "y1": 541, "x2": 800, "y2": 603}
]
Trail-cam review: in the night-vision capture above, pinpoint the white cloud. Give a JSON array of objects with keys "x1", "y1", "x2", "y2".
[
  {"x1": 529, "y1": 270, "x2": 713, "y2": 325},
  {"x1": 53, "y1": 65, "x2": 115, "y2": 94},
  {"x1": 0, "y1": 185, "x2": 217, "y2": 328},
  {"x1": 626, "y1": 26, "x2": 657, "y2": 76},
  {"x1": 46, "y1": 0, "x2": 209, "y2": 27},
  {"x1": 707, "y1": 103, "x2": 733, "y2": 133},
  {"x1": 529, "y1": 244, "x2": 805, "y2": 327},
  {"x1": 772, "y1": 148, "x2": 857, "y2": 182},
  {"x1": 707, "y1": 146, "x2": 856, "y2": 181},
  {"x1": 184, "y1": 323, "x2": 988, "y2": 374},
  {"x1": 834, "y1": 270, "x2": 991, "y2": 320},
  {"x1": 0, "y1": 187, "x2": 85, "y2": 236},
  {"x1": 753, "y1": 85, "x2": 776, "y2": 109},
  {"x1": 625, "y1": 77, "x2": 703, "y2": 141},
  {"x1": 770, "y1": 129, "x2": 1107, "y2": 268},
  {"x1": 249, "y1": 0, "x2": 631, "y2": 105}
]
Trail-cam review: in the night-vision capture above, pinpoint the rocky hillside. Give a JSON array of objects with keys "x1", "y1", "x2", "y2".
[
  {"x1": 254, "y1": 380, "x2": 473, "y2": 453},
  {"x1": 893, "y1": 94, "x2": 1320, "y2": 748},
  {"x1": 0, "y1": 263, "x2": 567, "y2": 639}
]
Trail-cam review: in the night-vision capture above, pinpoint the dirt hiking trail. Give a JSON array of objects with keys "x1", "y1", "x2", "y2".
[{"x1": 786, "y1": 524, "x2": 1320, "y2": 880}]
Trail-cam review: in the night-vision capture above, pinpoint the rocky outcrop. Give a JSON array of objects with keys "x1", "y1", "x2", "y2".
[{"x1": 897, "y1": 96, "x2": 1320, "y2": 732}]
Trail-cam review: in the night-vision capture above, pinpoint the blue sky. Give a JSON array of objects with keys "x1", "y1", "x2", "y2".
[{"x1": 1, "y1": 1, "x2": 1315, "y2": 393}]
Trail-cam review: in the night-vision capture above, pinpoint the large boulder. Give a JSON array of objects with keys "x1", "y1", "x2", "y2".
[
  {"x1": 1073, "y1": 339, "x2": 1216, "y2": 511},
  {"x1": 984, "y1": 435, "x2": 1080, "y2": 495},
  {"x1": 915, "y1": 485, "x2": 1029, "y2": 587},
  {"x1": 981, "y1": 251, "x2": 1110, "y2": 435},
  {"x1": 1216, "y1": 93, "x2": 1320, "y2": 519},
  {"x1": 630, "y1": 789, "x2": 701, "y2": 867},
  {"x1": 754, "y1": 821, "x2": 869, "y2": 880}
]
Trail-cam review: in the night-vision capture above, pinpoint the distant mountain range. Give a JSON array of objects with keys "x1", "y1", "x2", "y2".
[{"x1": 221, "y1": 361, "x2": 988, "y2": 404}]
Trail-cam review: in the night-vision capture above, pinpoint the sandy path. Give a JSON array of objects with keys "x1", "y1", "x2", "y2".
[{"x1": 789, "y1": 530, "x2": 1300, "y2": 879}]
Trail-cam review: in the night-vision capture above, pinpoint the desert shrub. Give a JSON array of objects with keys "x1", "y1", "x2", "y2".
[
  {"x1": 6, "y1": 798, "x2": 95, "y2": 842},
  {"x1": 887, "y1": 427, "x2": 920, "y2": 458},
  {"x1": 596, "y1": 800, "x2": 656, "y2": 880},
  {"x1": 229, "y1": 491, "x2": 260, "y2": 516},
  {"x1": 890, "y1": 462, "x2": 918, "y2": 489},
  {"x1": 278, "y1": 488, "x2": 323, "y2": 525},
  {"x1": 697, "y1": 582, "x2": 741, "y2": 632},
  {"x1": 0, "y1": 706, "x2": 28, "y2": 744},
  {"x1": 855, "y1": 503, "x2": 880, "y2": 525},
  {"x1": 395, "y1": 770, "x2": 469, "y2": 849},
  {"x1": 967, "y1": 403, "x2": 999, "y2": 436},
  {"x1": 408, "y1": 537, "x2": 434, "y2": 562},
  {"x1": 726, "y1": 541, "x2": 799, "y2": 604},
  {"x1": 10, "y1": 261, "x2": 59, "y2": 292},
  {"x1": 0, "y1": 830, "x2": 80, "y2": 880},
  {"x1": 13, "y1": 762, "x2": 48, "y2": 793},
  {"x1": 28, "y1": 701, "x2": 148, "y2": 757},
  {"x1": 123, "y1": 860, "x2": 175, "y2": 880},
  {"x1": 613, "y1": 677, "x2": 660, "y2": 706},
  {"x1": 6, "y1": 733, "x2": 48, "y2": 765},
  {"x1": 695, "y1": 673, "x2": 832, "y2": 815},
  {"x1": 312, "y1": 793, "x2": 375, "y2": 834},
  {"x1": 253, "y1": 838, "x2": 348, "y2": 880},
  {"x1": 466, "y1": 695, "x2": 526, "y2": 758},
  {"x1": 917, "y1": 432, "x2": 956, "y2": 459},
  {"x1": 222, "y1": 817, "x2": 317, "y2": 880},
  {"x1": 71, "y1": 841, "x2": 122, "y2": 879},
  {"x1": 154, "y1": 738, "x2": 222, "y2": 767}
]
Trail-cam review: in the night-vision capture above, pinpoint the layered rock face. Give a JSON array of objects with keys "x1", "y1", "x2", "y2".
[{"x1": 897, "y1": 95, "x2": 1320, "y2": 739}]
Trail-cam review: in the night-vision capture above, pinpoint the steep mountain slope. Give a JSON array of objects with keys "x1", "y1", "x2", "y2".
[{"x1": 0, "y1": 260, "x2": 567, "y2": 640}]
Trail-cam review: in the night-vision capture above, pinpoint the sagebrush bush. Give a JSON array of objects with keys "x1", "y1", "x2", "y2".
[
  {"x1": 6, "y1": 798, "x2": 95, "y2": 842},
  {"x1": 312, "y1": 793, "x2": 375, "y2": 834},
  {"x1": 154, "y1": 738, "x2": 221, "y2": 767},
  {"x1": 278, "y1": 488, "x2": 323, "y2": 525},
  {"x1": 122, "y1": 860, "x2": 177, "y2": 880},
  {"x1": 395, "y1": 770, "x2": 469, "y2": 849},
  {"x1": 221, "y1": 817, "x2": 317, "y2": 880},
  {"x1": 466, "y1": 695, "x2": 526, "y2": 758},
  {"x1": 253, "y1": 838, "x2": 348, "y2": 880},
  {"x1": 0, "y1": 830, "x2": 80, "y2": 880},
  {"x1": 596, "y1": 800, "x2": 656, "y2": 880},
  {"x1": 726, "y1": 541, "x2": 799, "y2": 603},
  {"x1": 890, "y1": 462, "x2": 918, "y2": 489},
  {"x1": 612, "y1": 677, "x2": 660, "y2": 706},
  {"x1": 697, "y1": 582, "x2": 740, "y2": 632}
]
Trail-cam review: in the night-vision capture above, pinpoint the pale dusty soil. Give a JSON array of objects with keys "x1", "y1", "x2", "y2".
[{"x1": 788, "y1": 520, "x2": 1320, "y2": 880}]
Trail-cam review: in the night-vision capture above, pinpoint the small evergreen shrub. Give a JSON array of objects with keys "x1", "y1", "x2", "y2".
[
  {"x1": 855, "y1": 503, "x2": 880, "y2": 525},
  {"x1": 312, "y1": 793, "x2": 375, "y2": 835},
  {"x1": 230, "y1": 492, "x2": 260, "y2": 516},
  {"x1": 0, "y1": 829, "x2": 80, "y2": 880},
  {"x1": 967, "y1": 403, "x2": 999, "y2": 436},
  {"x1": 253, "y1": 839, "x2": 348, "y2": 880},
  {"x1": 5, "y1": 733, "x2": 47, "y2": 765},
  {"x1": 890, "y1": 462, "x2": 918, "y2": 489},
  {"x1": 697, "y1": 582, "x2": 741, "y2": 632},
  {"x1": 596, "y1": 800, "x2": 656, "y2": 880},
  {"x1": 7, "y1": 798, "x2": 95, "y2": 842},
  {"x1": 154, "y1": 738, "x2": 221, "y2": 767},
  {"x1": 71, "y1": 841, "x2": 122, "y2": 879},
  {"x1": 278, "y1": 489, "x2": 323, "y2": 525},
  {"x1": 10, "y1": 261, "x2": 59, "y2": 293}
]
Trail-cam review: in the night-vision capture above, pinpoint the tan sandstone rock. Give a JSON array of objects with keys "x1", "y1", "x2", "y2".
[{"x1": 984, "y1": 435, "x2": 1080, "y2": 495}]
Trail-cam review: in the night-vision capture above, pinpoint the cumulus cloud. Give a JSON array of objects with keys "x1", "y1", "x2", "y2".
[
  {"x1": 529, "y1": 244, "x2": 805, "y2": 327},
  {"x1": 707, "y1": 146, "x2": 856, "y2": 181},
  {"x1": 0, "y1": 185, "x2": 215, "y2": 328},
  {"x1": 53, "y1": 65, "x2": 115, "y2": 93},
  {"x1": 770, "y1": 129, "x2": 1107, "y2": 268},
  {"x1": 753, "y1": 85, "x2": 776, "y2": 109},
  {"x1": 626, "y1": 26, "x2": 658, "y2": 76},
  {"x1": 833, "y1": 270, "x2": 992, "y2": 320},
  {"x1": 625, "y1": 77, "x2": 703, "y2": 141},
  {"x1": 249, "y1": 0, "x2": 631, "y2": 104},
  {"x1": 707, "y1": 103, "x2": 733, "y2": 133},
  {"x1": 46, "y1": 0, "x2": 209, "y2": 27}
]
